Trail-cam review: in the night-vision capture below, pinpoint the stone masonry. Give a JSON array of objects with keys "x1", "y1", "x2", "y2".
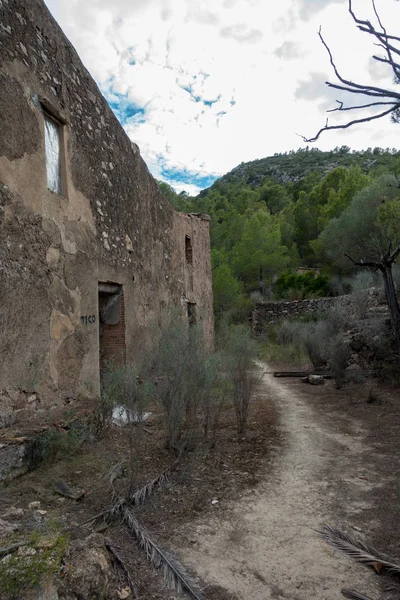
[{"x1": 0, "y1": 0, "x2": 214, "y2": 405}]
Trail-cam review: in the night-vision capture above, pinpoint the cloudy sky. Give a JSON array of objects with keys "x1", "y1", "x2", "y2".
[{"x1": 44, "y1": 0, "x2": 400, "y2": 195}]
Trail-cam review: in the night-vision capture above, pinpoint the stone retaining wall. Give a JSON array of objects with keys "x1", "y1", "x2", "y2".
[{"x1": 251, "y1": 288, "x2": 387, "y2": 335}]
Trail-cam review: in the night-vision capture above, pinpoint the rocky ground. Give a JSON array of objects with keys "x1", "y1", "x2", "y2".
[{"x1": 0, "y1": 366, "x2": 400, "y2": 600}]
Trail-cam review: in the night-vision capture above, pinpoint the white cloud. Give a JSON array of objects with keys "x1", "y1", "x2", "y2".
[{"x1": 44, "y1": 0, "x2": 400, "y2": 194}]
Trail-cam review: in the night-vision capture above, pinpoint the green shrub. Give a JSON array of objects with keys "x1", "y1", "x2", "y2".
[
  {"x1": 27, "y1": 422, "x2": 89, "y2": 469},
  {"x1": 275, "y1": 271, "x2": 330, "y2": 300}
]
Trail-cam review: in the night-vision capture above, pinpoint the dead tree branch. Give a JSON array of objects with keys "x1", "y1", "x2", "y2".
[{"x1": 302, "y1": 0, "x2": 400, "y2": 142}]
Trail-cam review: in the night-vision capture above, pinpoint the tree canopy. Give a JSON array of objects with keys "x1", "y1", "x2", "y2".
[{"x1": 158, "y1": 148, "x2": 400, "y2": 322}]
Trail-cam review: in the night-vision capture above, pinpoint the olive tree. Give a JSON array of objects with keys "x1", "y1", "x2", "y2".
[{"x1": 318, "y1": 175, "x2": 400, "y2": 352}]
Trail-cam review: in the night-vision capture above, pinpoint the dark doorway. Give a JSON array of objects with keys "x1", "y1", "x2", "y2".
[{"x1": 98, "y1": 282, "x2": 126, "y2": 376}]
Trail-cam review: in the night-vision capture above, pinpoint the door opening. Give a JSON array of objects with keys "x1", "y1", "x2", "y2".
[{"x1": 98, "y1": 282, "x2": 126, "y2": 376}]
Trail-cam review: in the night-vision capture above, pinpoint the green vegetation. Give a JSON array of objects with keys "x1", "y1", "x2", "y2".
[
  {"x1": 26, "y1": 421, "x2": 90, "y2": 469},
  {"x1": 0, "y1": 532, "x2": 68, "y2": 599},
  {"x1": 101, "y1": 319, "x2": 261, "y2": 451},
  {"x1": 274, "y1": 271, "x2": 329, "y2": 300},
  {"x1": 159, "y1": 147, "x2": 400, "y2": 326}
]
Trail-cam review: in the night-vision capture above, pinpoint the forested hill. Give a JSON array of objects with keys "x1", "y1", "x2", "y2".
[
  {"x1": 158, "y1": 146, "x2": 400, "y2": 321},
  {"x1": 202, "y1": 146, "x2": 400, "y2": 190}
]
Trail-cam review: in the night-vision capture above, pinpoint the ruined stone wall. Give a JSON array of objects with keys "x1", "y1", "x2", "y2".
[
  {"x1": 252, "y1": 288, "x2": 387, "y2": 335},
  {"x1": 0, "y1": 0, "x2": 214, "y2": 403}
]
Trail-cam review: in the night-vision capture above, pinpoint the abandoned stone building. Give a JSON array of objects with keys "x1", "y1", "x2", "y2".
[{"x1": 0, "y1": 0, "x2": 214, "y2": 404}]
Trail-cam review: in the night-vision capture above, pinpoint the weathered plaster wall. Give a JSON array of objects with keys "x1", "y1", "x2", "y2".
[{"x1": 0, "y1": 0, "x2": 214, "y2": 403}]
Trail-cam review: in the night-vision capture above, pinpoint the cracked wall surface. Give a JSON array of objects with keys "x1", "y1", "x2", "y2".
[{"x1": 0, "y1": 0, "x2": 214, "y2": 403}]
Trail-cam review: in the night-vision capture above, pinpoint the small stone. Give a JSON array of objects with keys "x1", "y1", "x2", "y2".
[
  {"x1": 2, "y1": 507, "x2": 24, "y2": 518},
  {"x1": 35, "y1": 536, "x2": 57, "y2": 550},
  {"x1": 28, "y1": 501, "x2": 41, "y2": 510},
  {"x1": 211, "y1": 499, "x2": 219, "y2": 505},
  {"x1": 0, "y1": 517, "x2": 19, "y2": 536},
  {"x1": 18, "y1": 546, "x2": 37, "y2": 557},
  {"x1": 37, "y1": 509, "x2": 48, "y2": 515},
  {"x1": 308, "y1": 375, "x2": 325, "y2": 385},
  {"x1": 346, "y1": 363, "x2": 362, "y2": 372},
  {"x1": 117, "y1": 588, "x2": 131, "y2": 599}
]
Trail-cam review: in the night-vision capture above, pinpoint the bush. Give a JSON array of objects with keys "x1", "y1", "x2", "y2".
[
  {"x1": 328, "y1": 276, "x2": 352, "y2": 297},
  {"x1": 225, "y1": 325, "x2": 259, "y2": 435},
  {"x1": 100, "y1": 363, "x2": 154, "y2": 492},
  {"x1": 203, "y1": 350, "x2": 231, "y2": 447},
  {"x1": 150, "y1": 318, "x2": 219, "y2": 453},
  {"x1": 275, "y1": 271, "x2": 330, "y2": 300},
  {"x1": 328, "y1": 335, "x2": 350, "y2": 389},
  {"x1": 350, "y1": 270, "x2": 381, "y2": 319},
  {"x1": 26, "y1": 422, "x2": 90, "y2": 469},
  {"x1": 277, "y1": 320, "x2": 301, "y2": 345},
  {"x1": 297, "y1": 320, "x2": 328, "y2": 369}
]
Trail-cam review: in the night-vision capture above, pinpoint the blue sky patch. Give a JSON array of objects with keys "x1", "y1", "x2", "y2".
[
  {"x1": 104, "y1": 87, "x2": 218, "y2": 194},
  {"x1": 105, "y1": 90, "x2": 145, "y2": 125},
  {"x1": 160, "y1": 165, "x2": 218, "y2": 192}
]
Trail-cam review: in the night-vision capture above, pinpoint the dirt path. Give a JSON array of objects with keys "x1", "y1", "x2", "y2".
[{"x1": 176, "y1": 366, "x2": 383, "y2": 600}]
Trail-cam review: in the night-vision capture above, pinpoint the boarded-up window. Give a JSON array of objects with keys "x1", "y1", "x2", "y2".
[
  {"x1": 44, "y1": 113, "x2": 61, "y2": 194},
  {"x1": 185, "y1": 236, "x2": 193, "y2": 264}
]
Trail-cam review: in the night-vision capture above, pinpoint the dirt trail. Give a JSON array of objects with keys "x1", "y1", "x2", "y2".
[{"x1": 176, "y1": 366, "x2": 382, "y2": 600}]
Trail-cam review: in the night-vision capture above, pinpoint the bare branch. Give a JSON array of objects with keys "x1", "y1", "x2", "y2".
[
  {"x1": 325, "y1": 82, "x2": 398, "y2": 99},
  {"x1": 302, "y1": 105, "x2": 398, "y2": 143},
  {"x1": 356, "y1": 25, "x2": 400, "y2": 57},
  {"x1": 349, "y1": 0, "x2": 400, "y2": 47},
  {"x1": 372, "y1": 55, "x2": 400, "y2": 70},
  {"x1": 390, "y1": 246, "x2": 400, "y2": 263},
  {"x1": 327, "y1": 100, "x2": 398, "y2": 113},
  {"x1": 344, "y1": 254, "x2": 381, "y2": 269},
  {"x1": 372, "y1": 0, "x2": 384, "y2": 31},
  {"x1": 304, "y1": 1, "x2": 400, "y2": 142},
  {"x1": 318, "y1": 28, "x2": 400, "y2": 99}
]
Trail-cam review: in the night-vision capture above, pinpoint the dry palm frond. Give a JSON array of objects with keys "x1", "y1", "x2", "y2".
[
  {"x1": 105, "y1": 539, "x2": 139, "y2": 598},
  {"x1": 318, "y1": 524, "x2": 400, "y2": 574},
  {"x1": 108, "y1": 461, "x2": 127, "y2": 489},
  {"x1": 85, "y1": 459, "x2": 179, "y2": 527},
  {"x1": 342, "y1": 589, "x2": 375, "y2": 600},
  {"x1": 122, "y1": 506, "x2": 202, "y2": 600},
  {"x1": 127, "y1": 458, "x2": 179, "y2": 506}
]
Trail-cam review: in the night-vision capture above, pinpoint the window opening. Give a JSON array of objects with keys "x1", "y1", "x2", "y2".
[
  {"x1": 44, "y1": 112, "x2": 61, "y2": 194},
  {"x1": 187, "y1": 302, "x2": 196, "y2": 326},
  {"x1": 185, "y1": 235, "x2": 193, "y2": 264}
]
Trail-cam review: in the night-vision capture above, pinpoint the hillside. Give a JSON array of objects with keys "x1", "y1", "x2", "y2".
[
  {"x1": 159, "y1": 147, "x2": 400, "y2": 321},
  {"x1": 201, "y1": 146, "x2": 400, "y2": 191}
]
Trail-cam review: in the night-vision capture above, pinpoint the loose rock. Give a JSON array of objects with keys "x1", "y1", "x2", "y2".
[{"x1": 308, "y1": 375, "x2": 325, "y2": 385}]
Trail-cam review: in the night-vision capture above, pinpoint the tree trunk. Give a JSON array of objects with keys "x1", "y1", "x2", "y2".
[{"x1": 380, "y1": 263, "x2": 400, "y2": 354}]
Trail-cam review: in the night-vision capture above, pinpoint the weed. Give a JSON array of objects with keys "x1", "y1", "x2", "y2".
[{"x1": 26, "y1": 422, "x2": 89, "y2": 470}]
